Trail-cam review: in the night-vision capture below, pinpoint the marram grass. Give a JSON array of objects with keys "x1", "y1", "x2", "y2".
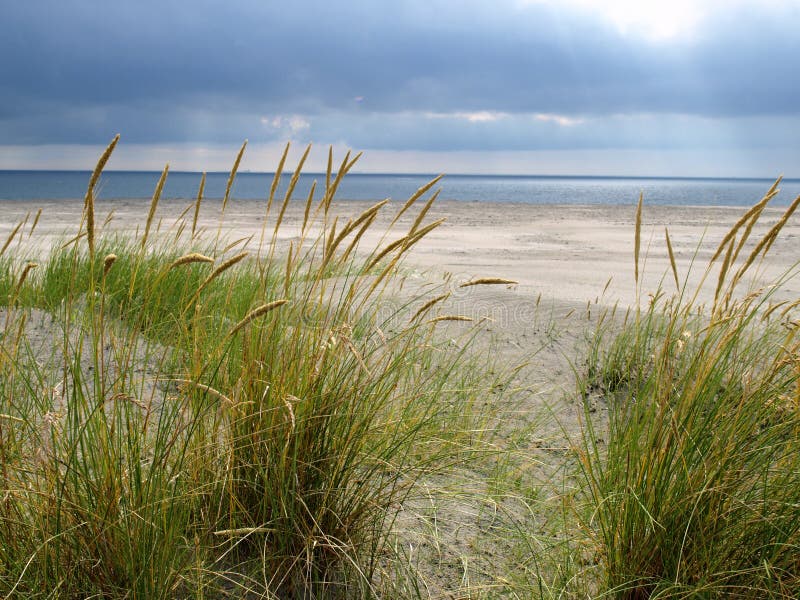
[
  {"x1": 0, "y1": 137, "x2": 509, "y2": 599},
  {"x1": 580, "y1": 182, "x2": 800, "y2": 599}
]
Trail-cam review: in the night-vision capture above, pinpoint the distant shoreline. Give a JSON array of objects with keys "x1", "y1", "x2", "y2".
[
  {"x1": 1, "y1": 170, "x2": 798, "y2": 206},
  {"x1": 3, "y1": 169, "x2": 798, "y2": 182}
]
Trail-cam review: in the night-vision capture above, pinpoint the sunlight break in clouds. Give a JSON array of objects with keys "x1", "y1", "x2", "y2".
[
  {"x1": 425, "y1": 111, "x2": 584, "y2": 127},
  {"x1": 260, "y1": 115, "x2": 311, "y2": 135},
  {"x1": 424, "y1": 111, "x2": 510, "y2": 123},
  {"x1": 534, "y1": 113, "x2": 584, "y2": 127},
  {"x1": 519, "y1": 0, "x2": 792, "y2": 40}
]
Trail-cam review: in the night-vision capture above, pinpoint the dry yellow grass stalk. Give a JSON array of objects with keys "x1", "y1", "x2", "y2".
[
  {"x1": 0, "y1": 221, "x2": 23, "y2": 257},
  {"x1": 266, "y1": 142, "x2": 291, "y2": 219},
  {"x1": 339, "y1": 200, "x2": 389, "y2": 242},
  {"x1": 192, "y1": 172, "x2": 206, "y2": 239},
  {"x1": 283, "y1": 242, "x2": 294, "y2": 296},
  {"x1": 322, "y1": 150, "x2": 350, "y2": 215},
  {"x1": 364, "y1": 235, "x2": 410, "y2": 273},
  {"x1": 266, "y1": 145, "x2": 312, "y2": 258},
  {"x1": 278, "y1": 144, "x2": 311, "y2": 213},
  {"x1": 28, "y1": 208, "x2": 42, "y2": 239},
  {"x1": 710, "y1": 178, "x2": 780, "y2": 264},
  {"x1": 361, "y1": 218, "x2": 447, "y2": 300},
  {"x1": 325, "y1": 146, "x2": 333, "y2": 193},
  {"x1": 60, "y1": 231, "x2": 87, "y2": 249},
  {"x1": 390, "y1": 175, "x2": 444, "y2": 228},
  {"x1": 762, "y1": 300, "x2": 790, "y2": 321},
  {"x1": 222, "y1": 236, "x2": 253, "y2": 254},
  {"x1": 258, "y1": 142, "x2": 291, "y2": 258},
  {"x1": 345, "y1": 341, "x2": 372, "y2": 376},
  {"x1": 713, "y1": 236, "x2": 736, "y2": 312},
  {"x1": 459, "y1": 277, "x2": 518, "y2": 288},
  {"x1": 408, "y1": 190, "x2": 440, "y2": 236},
  {"x1": 326, "y1": 200, "x2": 389, "y2": 262},
  {"x1": 410, "y1": 293, "x2": 451, "y2": 321},
  {"x1": 13, "y1": 262, "x2": 37, "y2": 295},
  {"x1": 428, "y1": 315, "x2": 473, "y2": 324},
  {"x1": 168, "y1": 253, "x2": 214, "y2": 270},
  {"x1": 728, "y1": 193, "x2": 800, "y2": 293},
  {"x1": 760, "y1": 193, "x2": 800, "y2": 257},
  {"x1": 730, "y1": 198, "x2": 770, "y2": 267},
  {"x1": 363, "y1": 254, "x2": 405, "y2": 301},
  {"x1": 664, "y1": 227, "x2": 679, "y2": 291},
  {"x1": 194, "y1": 252, "x2": 249, "y2": 298},
  {"x1": 324, "y1": 217, "x2": 339, "y2": 260},
  {"x1": 171, "y1": 379, "x2": 234, "y2": 405},
  {"x1": 339, "y1": 212, "x2": 378, "y2": 264},
  {"x1": 171, "y1": 205, "x2": 192, "y2": 243},
  {"x1": 222, "y1": 140, "x2": 247, "y2": 213},
  {"x1": 102, "y1": 254, "x2": 118, "y2": 277},
  {"x1": 225, "y1": 299, "x2": 288, "y2": 339},
  {"x1": 84, "y1": 134, "x2": 120, "y2": 258},
  {"x1": 301, "y1": 180, "x2": 316, "y2": 234},
  {"x1": 780, "y1": 299, "x2": 800, "y2": 319},
  {"x1": 634, "y1": 192, "x2": 643, "y2": 287},
  {"x1": 141, "y1": 164, "x2": 169, "y2": 250},
  {"x1": 323, "y1": 151, "x2": 362, "y2": 214},
  {"x1": 213, "y1": 526, "x2": 274, "y2": 537},
  {"x1": 404, "y1": 217, "x2": 446, "y2": 249}
]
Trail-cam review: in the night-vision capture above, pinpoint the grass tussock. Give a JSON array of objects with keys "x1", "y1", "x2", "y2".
[
  {"x1": 0, "y1": 136, "x2": 508, "y2": 598},
  {"x1": 580, "y1": 181, "x2": 800, "y2": 598}
]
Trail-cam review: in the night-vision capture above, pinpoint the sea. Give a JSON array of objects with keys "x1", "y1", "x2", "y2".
[{"x1": 1, "y1": 171, "x2": 799, "y2": 207}]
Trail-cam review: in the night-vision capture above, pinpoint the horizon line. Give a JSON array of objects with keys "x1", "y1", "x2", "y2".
[{"x1": 0, "y1": 169, "x2": 796, "y2": 182}]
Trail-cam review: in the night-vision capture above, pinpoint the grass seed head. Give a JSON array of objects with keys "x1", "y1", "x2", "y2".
[
  {"x1": 226, "y1": 299, "x2": 289, "y2": 339},
  {"x1": 459, "y1": 277, "x2": 518, "y2": 288},
  {"x1": 168, "y1": 253, "x2": 214, "y2": 270}
]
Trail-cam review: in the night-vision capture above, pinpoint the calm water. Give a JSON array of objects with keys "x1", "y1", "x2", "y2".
[{"x1": 1, "y1": 170, "x2": 798, "y2": 207}]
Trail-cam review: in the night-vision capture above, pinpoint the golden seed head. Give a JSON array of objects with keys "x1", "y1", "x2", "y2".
[
  {"x1": 103, "y1": 253, "x2": 118, "y2": 276},
  {"x1": 427, "y1": 315, "x2": 474, "y2": 324},
  {"x1": 459, "y1": 277, "x2": 518, "y2": 288},
  {"x1": 169, "y1": 252, "x2": 214, "y2": 270}
]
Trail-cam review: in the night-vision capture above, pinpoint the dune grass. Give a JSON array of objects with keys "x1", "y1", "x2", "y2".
[
  {"x1": 0, "y1": 138, "x2": 511, "y2": 598},
  {"x1": 578, "y1": 183, "x2": 800, "y2": 598}
]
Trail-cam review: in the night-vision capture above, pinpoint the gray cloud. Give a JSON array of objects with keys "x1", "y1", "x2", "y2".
[{"x1": 1, "y1": 0, "x2": 799, "y2": 151}]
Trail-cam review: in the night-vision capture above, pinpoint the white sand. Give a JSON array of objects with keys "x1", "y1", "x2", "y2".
[{"x1": 4, "y1": 197, "x2": 799, "y2": 308}]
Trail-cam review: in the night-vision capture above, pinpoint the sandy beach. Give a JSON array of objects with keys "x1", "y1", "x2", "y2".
[{"x1": 4, "y1": 196, "x2": 799, "y2": 309}]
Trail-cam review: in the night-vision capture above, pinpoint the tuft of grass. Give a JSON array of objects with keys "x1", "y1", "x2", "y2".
[
  {"x1": 580, "y1": 182, "x2": 800, "y2": 598},
  {"x1": 0, "y1": 137, "x2": 507, "y2": 598}
]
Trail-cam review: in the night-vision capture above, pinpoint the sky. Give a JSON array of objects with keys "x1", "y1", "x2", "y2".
[{"x1": 1, "y1": 0, "x2": 799, "y2": 177}]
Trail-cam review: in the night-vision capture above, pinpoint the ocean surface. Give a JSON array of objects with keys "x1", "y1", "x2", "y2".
[{"x1": 1, "y1": 170, "x2": 799, "y2": 207}]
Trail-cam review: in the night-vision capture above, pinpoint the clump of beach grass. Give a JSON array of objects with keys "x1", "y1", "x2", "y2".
[
  {"x1": 0, "y1": 137, "x2": 509, "y2": 598},
  {"x1": 578, "y1": 181, "x2": 800, "y2": 598}
]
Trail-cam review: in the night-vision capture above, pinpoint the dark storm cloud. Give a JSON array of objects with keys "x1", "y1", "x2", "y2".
[{"x1": 0, "y1": 0, "x2": 798, "y2": 147}]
